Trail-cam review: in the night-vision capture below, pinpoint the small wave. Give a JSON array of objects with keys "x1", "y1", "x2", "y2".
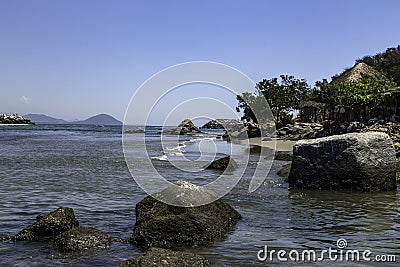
[
  {"x1": 167, "y1": 152, "x2": 184, "y2": 157},
  {"x1": 189, "y1": 137, "x2": 215, "y2": 142},
  {"x1": 150, "y1": 155, "x2": 168, "y2": 161}
]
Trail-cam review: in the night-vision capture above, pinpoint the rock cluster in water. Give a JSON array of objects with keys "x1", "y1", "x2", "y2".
[
  {"x1": 162, "y1": 119, "x2": 202, "y2": 135},
  {"x1": 12, "y1": 207, "x2": 110, "y2": 253},
  {"x1": 0, "y1": 114, "x2": 34, "y2": 124},
  {"x1": 13, "y1": 207, "x2": 79, "y2": 241},
  {"x1": 201, "y1": 119, "x2": 243, "y2": 130},
  {"x1": 288, "y1": 132, "x2": 397, "y2": 191}
]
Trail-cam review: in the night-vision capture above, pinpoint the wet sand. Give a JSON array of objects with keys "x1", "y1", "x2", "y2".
[{"x1": 239, "y1": 137, "x2": 296, "y2": 152}]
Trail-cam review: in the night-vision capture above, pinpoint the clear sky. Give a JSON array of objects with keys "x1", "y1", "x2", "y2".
[{"x1": 1, "y1": 0, "x2": 399, "y2": 124}]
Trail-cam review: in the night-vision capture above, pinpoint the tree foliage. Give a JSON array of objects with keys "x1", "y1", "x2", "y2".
[
  {"x1": 356, "y1": 45, "x2": 400, "y2": 85},
  {"x1": 311, "y1": 74, "x2": 396, "y2": 120},
  {"x1": 237, "y1": 75, "x2": 311, "y2": 124}
]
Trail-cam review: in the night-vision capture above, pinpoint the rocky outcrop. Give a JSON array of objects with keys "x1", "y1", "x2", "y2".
[
  {"x1": 130, "y1": 181, "x2": 241, "y2": 248},
  {"x1": 13, "y1": 207, "x2": 79, "y2": 241},
  {"x1": 0, "y1": 114, "x2": 34, "y2": 125},
  {"x1": 119, "y1": 247, "x2": 212, "y2": 267},
  {"x1": 205, "y1": 155, "x2": 238, "y2": 172},
  {"x1": 53, "y1": 226, "x2": 111, "y2": 252},
  {"x1": 163, "y1": 119, "x2": 202, "y2": 135},
  {"x1": 288, "y1": 132, "x2": 397, "y2": 191},
  {"x1": 201, "y1": 119, "x2": 243, "y2": 130},
  {"x1": 275, "y1": 121, "x2": 400, "y2": 157},
  {"x1": 361, "y1": 122, "x2": 400, "y2": 157},
  {"x1": 222, "y1": 121, "x2": 263, "y2": 141}
]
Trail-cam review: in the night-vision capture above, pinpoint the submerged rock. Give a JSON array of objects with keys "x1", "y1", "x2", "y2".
[
  {"x1": 130, "y1": 181, "x2": 241, "y2": 248},
  {"x1": 119, "y1": 247, "x2": 212, "y2": 267},
  {"x1": 163, "y1": 119, "x2": 202, "y2": 135},
  {"x1": 274, "y1": 150, "x2": 293, "y2": 161},
  {"x1": 53, "y1": 226, "x2": 111, "y2": 252},
  {"x1": 288, "y1": 132, "x2": 397, "y2": 191},
  {"x1": 0, "y1": 234, "x2": 9, "y2": 242},
  {"x1": 205, "y1": 155, "x2": 238, "y2": 172},
  {"x1": 13, "y1": 207, "x2": 79, "y2": 241},
  {"x1": 277, "y1": 163, "x2": 291, "y2": 182}
]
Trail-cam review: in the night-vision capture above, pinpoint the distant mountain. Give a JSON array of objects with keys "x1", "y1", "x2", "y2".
[
  {"x1": 72, "y1": 114, "x2": 122, "y2": 125},
  {"x1": 24, "y1": 114, "x2": 68, "y2": 124}
]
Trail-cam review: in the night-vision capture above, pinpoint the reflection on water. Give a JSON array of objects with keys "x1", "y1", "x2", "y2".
[{"x1": 0, "y1": 125, "x2": 399, "y2": 266}]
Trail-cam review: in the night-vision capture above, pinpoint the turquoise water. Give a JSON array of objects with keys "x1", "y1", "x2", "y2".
[{"x1": 0, "y1": 125, "x2": 399, "y2": 266}]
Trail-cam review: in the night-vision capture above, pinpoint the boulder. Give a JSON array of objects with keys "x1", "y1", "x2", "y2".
[
  {"x1": 119, "y1": 247, "x2": 212, "y2": 267},
  {"x1": 13, "y1": 207, "x2": 79, "y2": 241},
  {"x1": 163, "y1": 119, "x2": 201, "y2": 135},
  {"x1": 130, "y1": 181, "x2": 241, "y2": 248},
  {"x1": 53, "y1": 226, "x2": 111, "y2": 252},
  {"x1": 288, "y1": 132, "x2": 397, "y2": 191},
  {"x1": 205, "y1": 155, "x2": 238, "y2": 172},
  {"x1": 201, "y1": 119, "x2": 243, "y2": 130}
]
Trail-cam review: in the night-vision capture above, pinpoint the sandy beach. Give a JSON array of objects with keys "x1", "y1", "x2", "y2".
[{"x1": 239, "y1": 137, "x2": 296, "y2": 152}]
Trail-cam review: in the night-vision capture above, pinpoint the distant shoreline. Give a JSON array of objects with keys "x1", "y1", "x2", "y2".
[{"x1": 0, "y1": 124, "x2": 34, "y2": 126}]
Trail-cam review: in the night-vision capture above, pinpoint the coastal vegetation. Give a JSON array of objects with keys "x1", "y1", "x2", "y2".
[
  {"x1": 237, "y1": 45, "x2": 400, "y2": 126},
  {"x1": 356, "y1": 45, "x2": 400, "y2": 85},
  {"x1": 236, "y1": 75, "x2": 311, "y2": 125}
]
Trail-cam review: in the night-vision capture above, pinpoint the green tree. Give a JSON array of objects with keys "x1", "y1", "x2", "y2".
[
  {"x1": 312, "y1": 74, "x2": 396, "y2": 121},
  {"x1": 237, "y1": 75, "x2": 311, "y2": 124}
]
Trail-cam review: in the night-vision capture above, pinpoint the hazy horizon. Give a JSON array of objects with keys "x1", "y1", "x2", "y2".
[{"x1": 1, "y1": 0, "x2": 400, "y2": 124}]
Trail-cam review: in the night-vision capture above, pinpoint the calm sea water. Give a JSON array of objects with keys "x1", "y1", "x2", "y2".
[{"x1": 0, "y1": 125, "x2": 399, "y2": 266}]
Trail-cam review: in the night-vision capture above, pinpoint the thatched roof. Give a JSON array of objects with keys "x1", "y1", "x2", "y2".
[{"x1": 331, "y1": 62, "x2": 382, "y2": 83}]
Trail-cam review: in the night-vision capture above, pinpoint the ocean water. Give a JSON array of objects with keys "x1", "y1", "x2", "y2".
[{"x1": 0, "y1": 125, "x2": 399, "y2": 266}]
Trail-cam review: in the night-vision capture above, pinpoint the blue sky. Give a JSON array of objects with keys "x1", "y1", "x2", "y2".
[{"x1": 1, "y1": 0, "x2": 399, "y2": 123}]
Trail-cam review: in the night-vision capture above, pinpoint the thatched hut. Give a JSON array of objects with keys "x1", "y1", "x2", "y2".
[
  {"x1": 331, "y1": 62, "x2": 382, "y2": 83},
  {"x1": 330, "y1": 62, "x2": 390, "y2": 122},
  {"x1": 298, "y1": 101, "x2": 326, "y2": 122}
]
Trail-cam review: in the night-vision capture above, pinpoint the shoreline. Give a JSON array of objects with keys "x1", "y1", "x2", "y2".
[
  {"x1": 0, "y1": 124, "x2": 34, "y2": 126},
  {"x1": 237, "y1": 137, "x2": 296, "y2": 152}
]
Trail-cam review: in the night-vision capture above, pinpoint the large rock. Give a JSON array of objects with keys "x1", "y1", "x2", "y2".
[
  {"x1": 119, "y1": 247, "x2": 212, "y2": 267},
  {"x1": 130, "y1": 181, "x2": 241, "y2": 248},
  {"x1": 53, "y1": 226, "x2": 111, "y2": 252},
  {"x1": 163, "y1": 119, "x2": 202, "y2": 135},
  {"x1": 13, "y1": 207, "x2": 79, "y2": 241},
  {"x1": 201, "y1": 119, "x2": 242, "y2": 130},
  {"x1": 205, "y1": 155, "x2": 238, "y2": 172},
  {"x1": 288, "y1": 132, "x2": 397, "y2": 191}
]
